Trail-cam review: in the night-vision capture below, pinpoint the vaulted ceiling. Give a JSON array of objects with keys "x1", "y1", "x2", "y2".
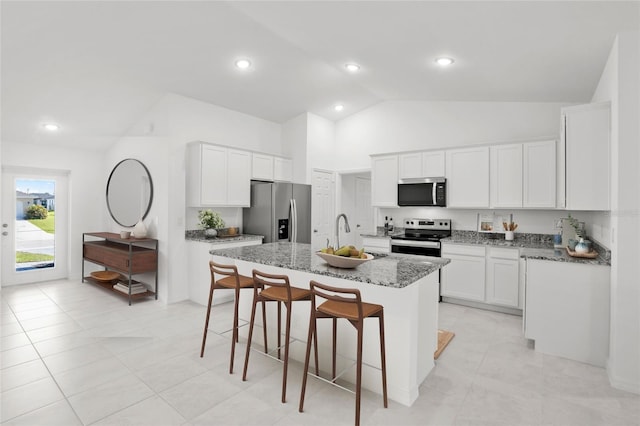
[{"x1": 2, "y1": 1, "x2": 638, "y2": 150}]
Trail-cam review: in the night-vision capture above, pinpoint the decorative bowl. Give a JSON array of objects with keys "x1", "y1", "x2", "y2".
[
  {"x1": 316, "y1": 252, "x2": 374, "y2": 269},
  {"x1": 90, "y1": 271, "x2": 121, "y2": 282}
]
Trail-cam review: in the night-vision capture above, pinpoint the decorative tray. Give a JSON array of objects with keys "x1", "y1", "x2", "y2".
[
  {"x1": 566, "y1": 247, "x2": 599, "y2": 259},
  {"x1": 90, "y1": 271, "x2": 121, "y2": 282}
]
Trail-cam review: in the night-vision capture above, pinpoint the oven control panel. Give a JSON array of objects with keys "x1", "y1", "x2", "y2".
[{"x1": 403, "y1": 218, "x2": 451, "y2": 230}]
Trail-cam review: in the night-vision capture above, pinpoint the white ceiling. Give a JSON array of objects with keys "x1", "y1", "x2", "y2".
[{"x1": 2, "y1": 1, "x2": 638, "y2": 150}]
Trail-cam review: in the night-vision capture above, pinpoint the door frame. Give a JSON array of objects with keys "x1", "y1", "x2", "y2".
[
  {"x1": 336, "y1": 168, "x2": 373, "y2": 247},
  {"x1": 1, "y1": 166, "x2": 70, "y2": 286}
]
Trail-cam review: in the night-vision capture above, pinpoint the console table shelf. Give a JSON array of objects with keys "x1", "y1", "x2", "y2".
[{"x1": 82, "y1": 232, "x2": 158, "y2": 305}]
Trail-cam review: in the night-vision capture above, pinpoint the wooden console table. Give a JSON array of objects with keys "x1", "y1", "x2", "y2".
[{"x1": 82, "y1": 232, "x2": 158, "y2": 305}]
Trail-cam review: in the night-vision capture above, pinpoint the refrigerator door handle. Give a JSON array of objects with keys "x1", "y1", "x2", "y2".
[
  {"x1": 289, "y1": 199, "x2": 294, "y2": 242},
  {"x1": 292, "y1": 199, "x2": 298, "y2": 243}
]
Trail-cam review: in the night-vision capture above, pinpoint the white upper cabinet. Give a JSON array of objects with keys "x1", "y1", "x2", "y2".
[
  {"x1": 273, "y1": 157, "x2": 293, "y2": 182},
  {"x1": 446, "y1": 146, "x2": 490, "y2": 208},
  {"x1": 226, "y1": 149, "x2": 252, "y2": 206},
  {"x1": 399, "y1": 151, "x2": 445, "y2": 179},
  {"x1": 423, "y1": 151, "x2": 446, "y2": 177},
  {"x1": 490, "y1": 144, "x2": 523, "y2": 208},
  {"x1": 398, "y1": 152, "x2": 422, "y2": 179},
  {"x1": 523, "y1": 140, "x2": 556, "y2": 208},
  {"x1": 252, "y1": 153, "x2": 274, "y2": 181},
  {"x1": 371, "y1": 154, "x2": 398, "y2": 207},
  {"x1": 562, "y1": 102, "x2": 610, "y2": 211},
  {"x1": 186, "y1": 143, "x2": 250, "y2": 207}
]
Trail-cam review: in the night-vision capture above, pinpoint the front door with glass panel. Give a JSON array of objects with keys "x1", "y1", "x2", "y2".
[{"x1": 1, "y1": 168, "x2": 68, "y2": 286}]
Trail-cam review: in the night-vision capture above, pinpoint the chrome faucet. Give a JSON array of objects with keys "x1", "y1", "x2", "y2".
[{"x1": 335, "y1": 213, "x2": 351, "y2": 248}]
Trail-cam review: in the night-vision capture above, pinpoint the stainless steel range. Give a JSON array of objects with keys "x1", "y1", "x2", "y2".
[{"x1": 390, "y1": 218, "x2": 451, "y2": 257}]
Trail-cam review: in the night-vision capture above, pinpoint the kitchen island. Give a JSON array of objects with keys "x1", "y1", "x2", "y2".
[{"x1": 208, "y1": 242, "x2": 450, "y2": 406}]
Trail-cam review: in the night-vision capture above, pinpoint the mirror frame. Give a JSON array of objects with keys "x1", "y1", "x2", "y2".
[{"x1": 106, "y1": 158, "x2": 154, "y2": 227}]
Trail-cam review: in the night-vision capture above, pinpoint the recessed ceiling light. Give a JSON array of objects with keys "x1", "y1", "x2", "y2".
[
  {"x1": 43, "y1": 123, "x2": 60, "y2": 131},
  {"x1": 435, "y1": 57, "x2": 455, "y2": 66},
  {"x1": 334, "y1": 104, "x2": 345, "y2": 112},
  {"x1": 235, "y1": 59, "x2": 252, "y2": 69},
  {"x1": 345, "y1": 63, "x2": 360, "y2": 72}
]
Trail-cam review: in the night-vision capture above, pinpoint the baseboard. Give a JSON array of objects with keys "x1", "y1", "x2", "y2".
[
  {"x1": 607, "y1": 362, "x2": 640, "y2": 394},
  {"x1": 441, "y1": 297, "x2": 523, "y2": 316}
]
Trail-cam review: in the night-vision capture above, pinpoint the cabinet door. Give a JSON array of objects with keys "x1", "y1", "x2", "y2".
[
  {"x1": 371, "y1": 155, "x2": 398, "y2": 207},
  {"x1": 362, "y1": 237, "x2": 390, "y2": 254},
  {"x1": 227, "y1": 149, "x2": 251, "y2": 206},
  {"x1": 441, "y1": 245, "x2": 486, "y2": 301},
  {"x1": 252, "y1": 153, "x2": 274, "y2": 181},
  {"x1": 422, "y1": 151, "x2": 445, "y2": 177},
  {"x1": 523, "y1": 140, "x2": 556, "y2": 208},
  {"x1": 490, "y1": 144, "x2": 523, "y2": 208},
  {"x1": 398, "y1": 153, "x2": 423, "y2": 179},
  {"x1": 563, "y1": 103, "x2": 610, "y2": 211},
  {"x1": 273, "y1": 157, "x2": 293, "y2": 182},
  {"x1": 201, "y1": 145, "x2": 228, "y2": 205},
  {"x1": 446, "y1": 147, "x2": 490, "y2": 208},
  {"x1": 486, "y1": 248, "x2": 520, "y2": 307}
]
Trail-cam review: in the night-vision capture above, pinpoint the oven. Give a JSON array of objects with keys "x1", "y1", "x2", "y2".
[{"x1": 390, "y1": 218, "x2": 451, "y2": 299}]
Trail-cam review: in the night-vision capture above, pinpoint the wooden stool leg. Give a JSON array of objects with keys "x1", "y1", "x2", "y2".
[
  {"x1": 332, "y1": 317, "x2": 337, "y2": 381},
  {"x1": 277, "y1": 301, "x2": 282, "y2": 359},
  {"x1": 242, "y1": 294, "x2": 259, "y2": 381},
  {"x1": 261, "y1": 299, "x2": 268, "y2": 353},
  {"x1": 200, "y1": 284, "x2": 215, "y2": 357},
  {"x1": 299, "y1": 311, "x2": 316, "y2": 413},
  {"x1": 355, "y1": 321, "x2": 364, "y2": 426},
  {"x1": 281, "y1": 301, "x2": 292, "y2": 403},
  {"x1": 313, "y1": 322, "x2": 319, "y2": 376},
  {"x1": 379, "y1": 311, "x2": 388, "y2": 408},
  {"x1": 229, "y1": 287, "x2": 241, "y2": 374}
]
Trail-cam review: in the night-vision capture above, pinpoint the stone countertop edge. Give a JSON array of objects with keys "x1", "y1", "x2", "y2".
[
  {"x1": 185, "y1": 230, "x2": 264, "y2": 244},
  {"x1": 208, "y1": 242, "x2": 450, "y2": 289}
]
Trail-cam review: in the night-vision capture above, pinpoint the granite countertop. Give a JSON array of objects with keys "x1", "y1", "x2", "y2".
[
  {"x1": 363, "y1": 228, "x2": 610, "y2": 266},
  {"x1": 209, "y1": 242, "x2": 450, "y2": 288},
  {"x1": 442, "y1": 230, "x2": 611, "y2": 266},
  {"x1": 185, "y1": 230, "x2": 264, "y2": 244}
]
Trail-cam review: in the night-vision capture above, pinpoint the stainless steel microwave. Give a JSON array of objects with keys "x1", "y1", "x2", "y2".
[{"x1": 397, "y1": 178, "x2": 447, "y2": 207}]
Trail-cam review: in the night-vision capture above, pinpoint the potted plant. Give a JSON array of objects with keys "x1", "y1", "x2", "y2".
[{"x1": 198, "y1": 209, "x2": 225, "y2": 237}]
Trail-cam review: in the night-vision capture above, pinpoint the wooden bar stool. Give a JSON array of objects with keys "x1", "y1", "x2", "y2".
[
  {"x1": 299, "y1": 280, "x2": 388, "y2": 426},
  {"x1": 242, "y1": 269, "x2": 319, "y2": 403},
  {"x1": 200, "y1": 261, "x2": 267, "y2": 375}
]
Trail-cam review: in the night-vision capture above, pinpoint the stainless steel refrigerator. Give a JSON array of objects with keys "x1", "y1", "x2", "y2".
[{"x1": 242, "y1": 181, "x2": 312, "y2": 244}]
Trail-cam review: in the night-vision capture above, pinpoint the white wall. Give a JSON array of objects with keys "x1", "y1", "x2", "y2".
[
  {"x1": 334, "y1": 101, "x2": 573, "y2": 170},
  {"x1": 1, "y1": 142, "x2": 105, "y2": 280},
  {"x1": 110, "y1": 93, "x2": 284, "y2": 303},
  {"x1": 104, "y1": 136, "x2": 170, "y2": 301},
  {"x1": 590, "y1": 32, "x2": 640, "y2": 394},
  {"x1": 307, "y1": 113, "x2": 336, "y2": 179},
  {"x1": 282, "y1": 113, "x2": 308, "y2": 184}
]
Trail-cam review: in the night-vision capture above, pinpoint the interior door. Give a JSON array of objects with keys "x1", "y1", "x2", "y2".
[
  {"x1": 1, "y1": 168, "x2": 68, "y2": 286},
  {"x1": 354, "y1": 177, "x2": 372, "y2": 248},
  {"x1": 311, "y1": 170, "x2": 334, "y2": 251}
]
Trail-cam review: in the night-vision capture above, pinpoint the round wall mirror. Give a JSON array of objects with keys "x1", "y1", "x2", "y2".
[{"x1": 106, "y1": 158, "x2": 154, "y2": 227}]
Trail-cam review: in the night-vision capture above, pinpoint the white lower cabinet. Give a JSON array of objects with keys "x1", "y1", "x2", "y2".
[
  {"x1": 362, "y1": 237, "x2": 390, "y2": 254},
  {"x1": 441, "y1": 243, "x2": 521, "y2": 310},
  {"x1": 485, "y1": 247, "x2": 520, "y2": 308},
  {"x1": 524, "y1": 259, "x2": 610, "y2": 367},
  {"x1": 440, "y1": 244, "x2": 486, "y2": 301}
]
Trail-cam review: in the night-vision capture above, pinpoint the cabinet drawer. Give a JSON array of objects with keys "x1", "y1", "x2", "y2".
[
  {"x1": 441, "y1": 244, "x2": 485, "y2": 257},
  {"x1": 487, "y1": 247, "x2": 519, "y2": 260},
  {"x1": 84, "y1": 242, "x2": 157, "y2": 274},
  {"x1": 362, "y1": 238, "x2": 390, "y2": 249}
]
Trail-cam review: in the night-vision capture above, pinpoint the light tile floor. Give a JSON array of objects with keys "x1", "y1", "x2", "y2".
[{"x1": 1, "y1": 279, "x2": 638, "y2": 425}]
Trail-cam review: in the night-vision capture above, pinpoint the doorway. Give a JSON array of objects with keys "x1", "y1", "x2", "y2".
[
  {"x1": 338, "y1": 171, "x2": 372, "y2": 249},
  {"x1": 311, "y1": 169, "x2": 334, "y2": 251},
  {"x1": 1, "y1": 168, "x2": 69, "y2": 286}
]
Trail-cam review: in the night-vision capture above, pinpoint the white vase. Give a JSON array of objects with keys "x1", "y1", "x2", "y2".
[
  {"x1": 133, "y1": 219, "x2": 147, "y2": 238},
  {"x1": 204, "y1": 228, "x2": 217, "y2": 238}
]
